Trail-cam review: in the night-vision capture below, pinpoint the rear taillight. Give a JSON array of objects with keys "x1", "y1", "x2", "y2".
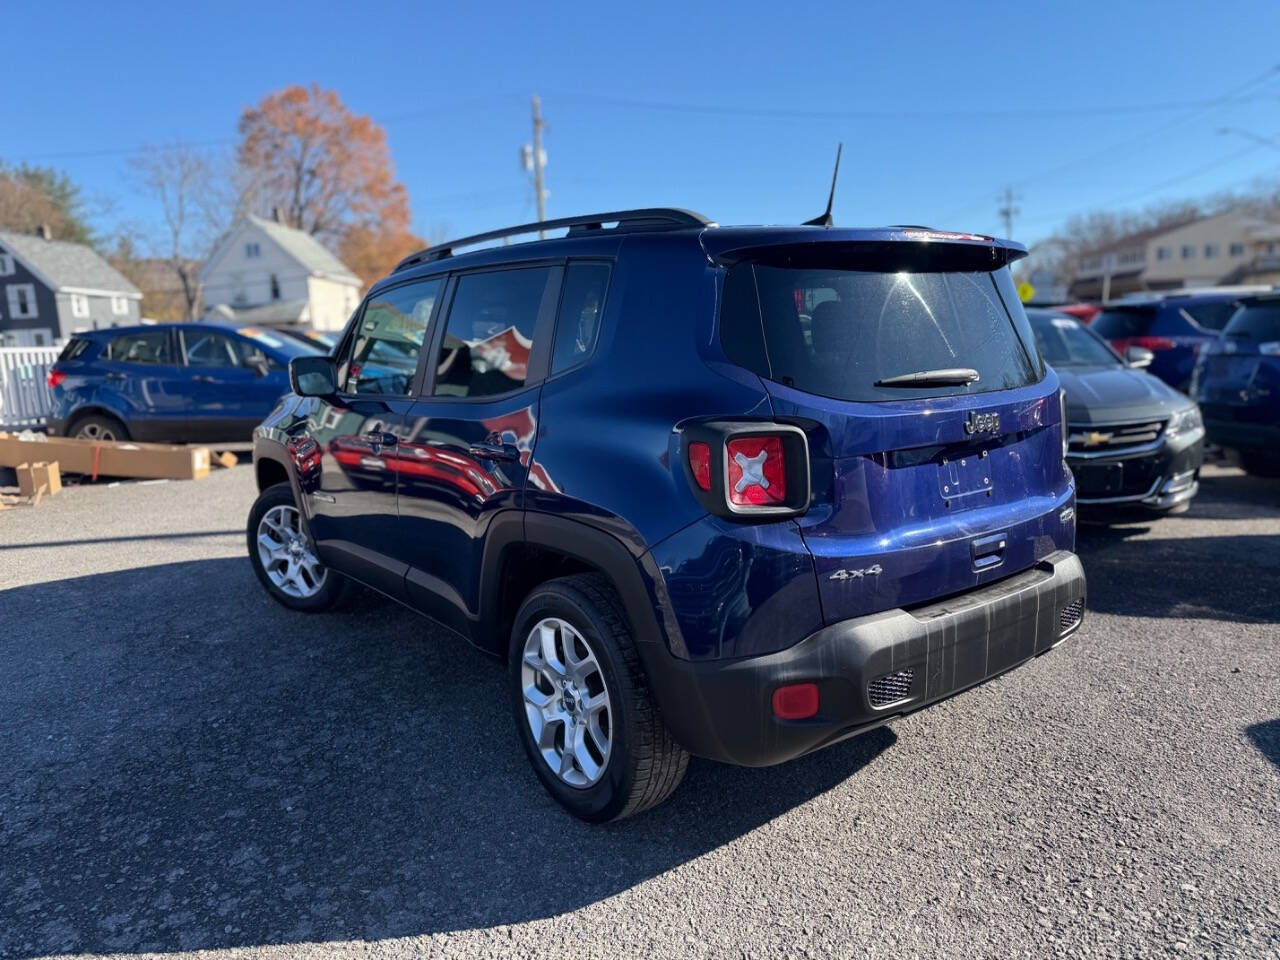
[
  {"x1": 726, "y1": 435, "x2": 786, "y2": 506},
  {"x1": 47, "y1": 369, "x2": 66, "y2": 389},
  {"x1": 1112, "y1": 336, "x2": 1176, "y2": 352},
  {"x1": 681, "y1": 421, "x2": 810, "y2": 519},
  {"x1": 688, "y1": 441, "x2": 712, "y2": 491}
]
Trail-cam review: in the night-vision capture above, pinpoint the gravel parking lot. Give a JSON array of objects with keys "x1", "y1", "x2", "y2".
[{"x1": 2, "y1": 463, "x2": 1277, "y2": 959}]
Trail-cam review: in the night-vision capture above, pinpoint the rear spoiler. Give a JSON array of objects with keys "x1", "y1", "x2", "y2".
[{"x1": 699, "y1": 226, "x2": 1028, "y2": 271}]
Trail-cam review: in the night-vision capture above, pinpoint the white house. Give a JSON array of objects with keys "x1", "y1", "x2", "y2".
[{"x1": 199, "y1": 213, "x2": 362, "y2": 332}]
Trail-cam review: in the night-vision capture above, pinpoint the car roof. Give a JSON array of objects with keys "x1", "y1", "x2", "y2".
[{"x1": 376, "y1": 209, "x2": 1026, "y2": 295}]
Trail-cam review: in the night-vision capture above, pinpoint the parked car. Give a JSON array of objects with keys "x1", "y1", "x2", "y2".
[
  {"x1": 46, "y1": 324, "x2": 324, "y2": 443},
  {"x1": 247, "y1": 210, "x2": 1085, "y2": 822},
  {"x1": 274, "y1": 326, "x2": 341, "y2": 352},
  {"x1": 1191, "y1": 292, "x2": 1280, "y2": 476},
  {"x1": 1028, "y1": 309, "x2": 1204, "y2": 514},
  {"x1": 1048, "y1": 302, "x2": 1100, "y2": 325},
  {"x1": 1089, "y1": 291, "x2": 1246, "y2": 393}
]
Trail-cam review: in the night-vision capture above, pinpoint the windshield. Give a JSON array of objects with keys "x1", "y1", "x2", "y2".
[
  {"x1": 720, "y1": 264, "x2": 1041, "y2": 402},
  {"x1": 1223, "y1": 302, "x2": 1280, "y2": 341},
  {"x1": 236, "y1": 326, "x2": 325, "y2": 359},
  {"x1": 1028, "y1": 312, "x2": 1120, "y2": 367}
]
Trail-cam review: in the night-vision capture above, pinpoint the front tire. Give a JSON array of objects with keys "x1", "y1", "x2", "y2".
[
  {"x1": 247, "y1": 483, "x2": 350, "y2": 612},
  {"x1": 70, "y1": 413, "x2": 129, "y2": 442},
  {"x1": 510, "y1": 574, "x2": 689, "y2": 822}
]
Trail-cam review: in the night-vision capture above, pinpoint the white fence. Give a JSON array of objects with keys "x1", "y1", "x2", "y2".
[{"x1": 0, "y1": 346, "x2": 61, "y2": 427}]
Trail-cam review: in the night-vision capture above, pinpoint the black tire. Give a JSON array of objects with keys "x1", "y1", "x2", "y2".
[
  {"x1": 509, "y1": 573, "x2": 689, "y2": 822},
  {"x1": 69, "y1": 412, "x2": 129, "y2": 443},
  {"x1": 247, "y1": 482, "x2": 351, "y2": 612},
  {"x1": 1239, "y1": 453, "x2": 1280, "y2": 478}
]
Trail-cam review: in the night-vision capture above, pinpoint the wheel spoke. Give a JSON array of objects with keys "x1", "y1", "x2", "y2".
[
  {"x1": 572, "y1": 727, "x2": 601, "y2": 782},
  {"x1": 523, "y1": 683, "x2": 554, "y2": 709},
  {"x1": 539, "y1": 622, "x2": 567, "y2": 677}
]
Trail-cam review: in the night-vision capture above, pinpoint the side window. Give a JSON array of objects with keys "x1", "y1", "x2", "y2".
[
  {"x1": 108, "y1": 330, "x2": 174, "y2": 365},
  {"x1": 184, "y1": 330, "x2": 245, "y2": 368},
  {"x1": 338, "y1": 277, "x2": 441, "y2": 395},
  {"x1": 1181, "y1": 302, "x2": 1236, "y2": 332},
  {"x1": 434, "y1": 267, "x2": 552, "y2": 398},
  {"x1": 551, "y1": 263, "x2": 610, "y2": 375}
]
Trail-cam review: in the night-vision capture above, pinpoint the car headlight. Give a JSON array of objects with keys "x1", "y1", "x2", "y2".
[{"x1": 1167, "y1": 404, "x2": 1203, "y2": 437}]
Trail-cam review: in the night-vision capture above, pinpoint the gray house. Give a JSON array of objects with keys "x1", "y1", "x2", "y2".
[{"x1": 0, "y1": 227, "x2": 142, "y2": 346}]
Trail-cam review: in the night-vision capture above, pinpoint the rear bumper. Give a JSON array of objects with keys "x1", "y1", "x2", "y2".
[
  {"x1": 1204, "y1": 417, "x2": 1280, "y2": 453},
  {"x1": 640, "y1": 550, "x2": 1086, "y2": 767}
]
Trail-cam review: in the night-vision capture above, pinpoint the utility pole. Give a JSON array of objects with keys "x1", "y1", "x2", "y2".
[
  {"x1": 997, "y1": 186, "x2": 1020, "y2": 239},
  {"x1": 531, "y1": 95, "x2": 547, "y2": 238}
]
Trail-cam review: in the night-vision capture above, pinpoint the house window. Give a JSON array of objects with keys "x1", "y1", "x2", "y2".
[
  {"x1": 245, "y1": 242, "x2": 261, "y2": 259},
  {"x1": 270, "y1": 274, "x2": 281, "y2": 300},
  {"x1": 111, "y1": 295, "x2": 129, "y2": 315},
  {"x1": 1156, "y1": 246, "x2": 1171, "y2": 261},
  {"x1": 70, "y1": 294, "x2": 90, "y2": 318},
  {"x1": 1204, "y1": 244, "x2": 1218, "y2": 259},
  {"x1": 1230, "y1": 242, "x2": 1246, "y2": 257},
  {"x1": 0, "y1": 253, "x2": 14, "y2": 276},
  {"x1": 6, "y1": 283, "x2": 38, "y2": 319},
  {"x1": 1181, "y1": 245, "x2": 1195, "y2": 259}
]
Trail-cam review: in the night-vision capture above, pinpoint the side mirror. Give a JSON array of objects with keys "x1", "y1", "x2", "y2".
[
  {"x1": 1124, "y1": 345, "x2": 1154, "y2": 369},
  {"x1": 289, "y1": 355, "x2": 338, "y2": 397}
]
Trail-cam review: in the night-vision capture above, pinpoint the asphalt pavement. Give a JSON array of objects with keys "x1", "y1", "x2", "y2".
[{"x1": 1, "y1": 463, "x2": 1277, "y2": 958}]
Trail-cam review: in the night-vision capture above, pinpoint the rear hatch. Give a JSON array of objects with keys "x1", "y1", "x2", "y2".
[
  {"x1": 715, "y1": 233, "x2": 1070, "y2": 623},
  {"x1": 1195, "y1": 298, "x2": 1280, "y2": 425}
]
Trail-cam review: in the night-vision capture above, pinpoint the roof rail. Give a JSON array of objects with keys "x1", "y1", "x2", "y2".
[{"x1": 394, "y1": 208, "x2": 714, "y2": 271}]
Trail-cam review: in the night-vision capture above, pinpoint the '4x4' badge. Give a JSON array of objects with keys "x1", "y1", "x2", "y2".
[{"x1": 828, "y1": 564, "x2": 883, "y2": 581}]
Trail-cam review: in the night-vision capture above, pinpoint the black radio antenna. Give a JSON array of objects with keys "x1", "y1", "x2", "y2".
[{"x1": 804, "y1": 143, "x2": 843, "y2": 227}]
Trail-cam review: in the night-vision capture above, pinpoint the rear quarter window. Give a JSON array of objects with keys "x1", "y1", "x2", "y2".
[
  {"x1": 1224, "y1": 303, "x2": 1280, "y2": 341},
  {"x1": 57, "y1": 338, "x2": 93, "y2": 361},
  {"x1": 720, "y1": 263, "x2": 1041, "y2": 402}
]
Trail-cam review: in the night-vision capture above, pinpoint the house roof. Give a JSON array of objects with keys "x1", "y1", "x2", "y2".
[
  {"x1": 0, "y1": 230, "x2": 142, "y2": 297},
  {"x1": 206, "y1": 298, "x2": 311, "y2": 326},
  {"x1": 1081, "y1": 217, "x2": 1203, "y2": 257},
  {"x1": 245, "y1": 215, "x2": 360, "y2": 283}
]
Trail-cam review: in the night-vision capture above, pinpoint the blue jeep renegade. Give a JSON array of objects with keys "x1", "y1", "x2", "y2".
[{"x1": 247, "y1": 209, "x2": 1086, "y2": 822}]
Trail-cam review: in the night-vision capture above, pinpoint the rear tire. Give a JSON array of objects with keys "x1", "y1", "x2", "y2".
[
  {"x1": 70, "y1": 413, "x2": 129, "y2": 443},
  {"x1": 510, "y1": 573, "x2": 689, "y2": 822},
  {"x1": 247, "y1": 482, "x2": 351, "y2": 612}
]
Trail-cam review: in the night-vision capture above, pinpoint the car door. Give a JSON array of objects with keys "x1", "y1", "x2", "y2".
[
  {"x1": 177, "y1": 327, "x2": 268, "y2": 440},
  {"x1": 398, "y1": 263, "x2": 564, "y2": 635},
  {"x1": 299, "y1": 275, "x2": 445, "y2": 599},
  {"x1": 95, "y1": 328, "x2": 190, "y2": 441}
]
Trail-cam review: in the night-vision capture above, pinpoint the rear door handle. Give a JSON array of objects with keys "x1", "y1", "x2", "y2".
[
  {"x1": 468, "y1": 441, "x2": 520, "y2": 462},
  {"x1": 105, "y1": 372, "x2": 127, "y2": 381},
  {"x1": 191, "y1": 374, "x2": 217, "y2": 383},
  {"x1": 363, "y1": 431, "x2": 398, "y2": 447}
]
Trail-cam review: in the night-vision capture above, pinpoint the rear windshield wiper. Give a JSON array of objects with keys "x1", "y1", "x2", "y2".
[{"x1": 874, "y1": 367, "x2": 980, "y2": 387}]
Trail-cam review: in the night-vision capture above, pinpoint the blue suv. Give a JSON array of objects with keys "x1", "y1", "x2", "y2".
[
  {"x1": 47, "y1": 323, "x2": 323, "y2": 443},
  {"x1": 247, "y1": 210, "x2": 1086, "y2": 821},
  {"x1": 1090, "y1": 292, "x2": 1246, "y2": 393},
  {"x1": 1192, "y1": 291, "x2": 1280, "y2": 476}
]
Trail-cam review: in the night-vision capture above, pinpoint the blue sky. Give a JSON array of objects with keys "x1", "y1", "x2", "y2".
[{"x1": 7, "y1": 0, "x2": 1280, "y2": 254}]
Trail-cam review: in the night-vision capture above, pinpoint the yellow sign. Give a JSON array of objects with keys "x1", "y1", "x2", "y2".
[{"x1": 1016, "y1": 281, "x2": 1036, "y2": 303}]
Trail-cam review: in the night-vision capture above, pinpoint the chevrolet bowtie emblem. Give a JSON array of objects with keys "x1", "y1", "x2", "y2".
[
  {"x1": 1083, "y1": 431, "x2": 1112, "y2": 447},
  {"x1": 733, "y1": 450, "x2": 770, "y2": 492}
]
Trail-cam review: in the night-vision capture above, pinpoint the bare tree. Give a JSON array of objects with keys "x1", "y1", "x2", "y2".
[{"x1": 130, "y1": 143, "x2": 223, "y2": 321}]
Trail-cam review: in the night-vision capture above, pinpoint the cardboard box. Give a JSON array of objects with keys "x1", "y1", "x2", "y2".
[
  {"x1": 0, "y1": 434, "x2": 210, "y2": 481},
  {"x1": 16, "y1": 461, "x2": 61, "y2": 498}
]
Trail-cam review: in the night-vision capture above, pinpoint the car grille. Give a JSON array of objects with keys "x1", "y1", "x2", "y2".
[
  {"x1": 1059, "y1": 598, "x2": 1084, "y2": 634},
  {"x1": 867, "y1": 668, "x2": 914, "y2": 708},
  {"x1": 1068, "y1": 419, "x2": 1165, "y2": 456}
]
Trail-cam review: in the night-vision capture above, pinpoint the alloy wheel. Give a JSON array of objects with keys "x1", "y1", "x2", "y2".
[
  {"x1": 256, "y1": 504, "x2": 327, "y2": 598},
  {"x1": 520, "y1": 617, "x2": 613, "y2": 788},
  {"x1": 76, "y1": 422, "x2": 117, "y2": 442}
]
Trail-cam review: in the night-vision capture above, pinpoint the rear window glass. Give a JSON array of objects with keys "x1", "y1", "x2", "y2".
[
  {"x1": 1181, "y1": 301, "x2": 1237, "y2": 331},
  {"x1": 1091, "y1": 308, "x2": 1154, "y2": 339},
  {"x1": 1224, "y1": 303, "x2": 1280, "y2": 341},
  {"x1": 721, "y1": 264, "x2": 1041, "y2": 402},
  {"x1": 58, "y1": 338, "x2": 91, "y2": 361}
]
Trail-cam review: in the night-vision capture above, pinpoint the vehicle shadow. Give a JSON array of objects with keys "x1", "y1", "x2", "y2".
[
  {"x1": 0, "y1": 557, "x2": 895, "y2": 956},
  {"x1": 1245, "y1": 719, "x2": 1280, "y2": 771},
  {"x1": 1168, "y1": 469, "x2": 1280, "y2": 521},
  {"x1": 1076, "y1": 524, "x2": 1280, "y2": 624}
]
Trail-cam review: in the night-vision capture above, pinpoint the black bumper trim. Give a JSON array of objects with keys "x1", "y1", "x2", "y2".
[{"x1": 637, "y1": 551, "x2": 1086, "y2": 767}]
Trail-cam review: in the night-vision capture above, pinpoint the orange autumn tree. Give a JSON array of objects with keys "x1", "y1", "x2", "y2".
[{"x1": 236, "y1": 85, "x2": 423, "y2": 287}]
